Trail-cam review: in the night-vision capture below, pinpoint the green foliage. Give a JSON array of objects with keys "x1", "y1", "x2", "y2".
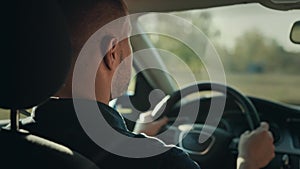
[
  {"x1": 228, "y1": 29, "x2": 300, "y2": 74},
  {"x1": 149, "y1": 35, "x2": 204, "y2": 72},
  {"x1": 142, "y1": 11, "x2": 300, "y2": 75}
]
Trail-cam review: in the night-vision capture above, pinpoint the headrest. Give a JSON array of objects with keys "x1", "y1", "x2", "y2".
[{"x1": 0, "y1": 0, "x2": 71, "y2": 109}]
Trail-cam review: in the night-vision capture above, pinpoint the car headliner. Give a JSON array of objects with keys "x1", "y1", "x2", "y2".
[{"x1": 124, "y1": 0, "x2": 300, "y2": 13}]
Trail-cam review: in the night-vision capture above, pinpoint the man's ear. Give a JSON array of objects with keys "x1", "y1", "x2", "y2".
[{"x1": 103, "y1": 37, "x2": 118, "y2": 70}]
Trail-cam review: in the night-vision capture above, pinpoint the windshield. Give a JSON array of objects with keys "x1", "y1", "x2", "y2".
[{"x1": 138, "y1": 3, "x2": 300, "y2": 105}]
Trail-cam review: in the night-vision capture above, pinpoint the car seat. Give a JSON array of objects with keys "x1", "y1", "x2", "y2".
[{"x1": 0, "y1": 1, "x2": 100, "y2": 168}]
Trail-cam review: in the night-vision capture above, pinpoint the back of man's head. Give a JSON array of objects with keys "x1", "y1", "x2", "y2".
[{"x1": 58, "y1": 0, "x2": 128, "y2": 60}]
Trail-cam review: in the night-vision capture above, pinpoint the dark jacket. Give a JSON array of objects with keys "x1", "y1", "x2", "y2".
[{"x1": 22, "y1": 98, "x2": 200, "y2": 169}]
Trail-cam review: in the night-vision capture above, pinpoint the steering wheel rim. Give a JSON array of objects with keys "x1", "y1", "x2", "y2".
[
  {"x1": 155, "y1": 82, "x2": 260, "y2": 130},
  {"x1": 152, "y1": 82, "x2": 261, "y2": 168}
]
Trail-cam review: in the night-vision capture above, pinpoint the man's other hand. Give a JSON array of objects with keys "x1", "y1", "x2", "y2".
[
  {"x1": 133, "y1": 111, "x2": 168, "y2": 136},
  {"x1": 237, "y1": 122, "x2": 275, "y2": 169}
]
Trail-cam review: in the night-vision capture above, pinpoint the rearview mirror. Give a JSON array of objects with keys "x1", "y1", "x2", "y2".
[{"x1": 290, "y1": 21, "x2": 300, "y2": 44}]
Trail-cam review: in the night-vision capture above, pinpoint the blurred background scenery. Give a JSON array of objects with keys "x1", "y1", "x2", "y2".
[{"x1": 138, "y1": 4, "x2": 300, "y2": 105}]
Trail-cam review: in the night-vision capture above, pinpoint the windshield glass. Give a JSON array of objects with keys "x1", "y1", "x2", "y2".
[{"x1": 138, "y1": 3, "x2": 300, "y2": 105}]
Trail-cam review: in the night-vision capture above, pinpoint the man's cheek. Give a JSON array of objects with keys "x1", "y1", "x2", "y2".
[{"x1": 111, "y1": 57, "x2": 132, "y2": 99}]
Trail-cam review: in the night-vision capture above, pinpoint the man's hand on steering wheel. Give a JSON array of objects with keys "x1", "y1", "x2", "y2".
[
  {"x1": 237, "y1": 122, "x2": 275, "y2": 169},
  {"x1": 133, "y1": 111, "x2": 169, "y2": 136}
]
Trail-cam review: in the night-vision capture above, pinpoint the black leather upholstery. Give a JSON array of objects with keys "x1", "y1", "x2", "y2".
[
  {"x1": 0, "y1": 130, "x2": 99, "y2": 169},
  {"x1": 0, "y1": 1, "x2": 100, "y2": 168},
  {"x1": 0, "y1": 0, "x2": 72, "y2": 109}
]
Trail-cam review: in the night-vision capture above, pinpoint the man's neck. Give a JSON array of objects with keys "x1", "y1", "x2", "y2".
[{"x1": 55, "y1": 88, "x2": 110, "y2": 105}]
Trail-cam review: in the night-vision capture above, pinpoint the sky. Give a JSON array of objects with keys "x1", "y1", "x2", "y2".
[{"x1": 205, "y1": 4, "x2": 300, "y2": 52}]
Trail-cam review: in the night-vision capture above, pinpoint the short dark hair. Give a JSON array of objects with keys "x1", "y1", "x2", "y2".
[{"x1": 58, "y1": 0, "x2": 128, "y2": 61}]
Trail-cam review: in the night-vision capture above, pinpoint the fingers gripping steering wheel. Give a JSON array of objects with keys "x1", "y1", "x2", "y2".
[{"x1": 152, "y1": 82, "x2": 260, "y2": 168}]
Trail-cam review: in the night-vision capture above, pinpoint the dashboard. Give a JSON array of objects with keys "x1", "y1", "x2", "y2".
[{"x1": 167, "y1": 95, "x2": 300, "y2": 169}]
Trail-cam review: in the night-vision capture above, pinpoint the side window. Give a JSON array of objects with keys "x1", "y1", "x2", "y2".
[
  {"x1": 0, "y1": 108, "x2": 31, "y2": 121},
  {"x1": 0, "y1": 108, "x2": 9, "y2": 120}
]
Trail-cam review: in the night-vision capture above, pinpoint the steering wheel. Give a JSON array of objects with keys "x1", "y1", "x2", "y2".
[{"x1": 153, "y1": 82, "x2": 260, "y2": 168}]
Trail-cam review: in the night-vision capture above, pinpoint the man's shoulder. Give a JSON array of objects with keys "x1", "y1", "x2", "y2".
[{"x1": 24, "y1": 98, "x2": 200, "y2": 169}]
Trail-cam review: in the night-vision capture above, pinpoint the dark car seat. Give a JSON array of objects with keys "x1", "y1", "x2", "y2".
[{"x1": 0, "y1": 1, "x2": 99, "y2": 168}]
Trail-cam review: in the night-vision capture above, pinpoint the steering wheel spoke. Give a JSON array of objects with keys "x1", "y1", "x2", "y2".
[{"x1": 229, "y1": 137, "x2": 240, "y2": 154}]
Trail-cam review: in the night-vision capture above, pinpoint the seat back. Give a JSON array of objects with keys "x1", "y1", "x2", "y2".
[
  {"x1": 0, "y1": 1, "x2": 99, "y2": 168},
  {"x1": 0, "y1": 130, "x2": 99, "y2": 169}
]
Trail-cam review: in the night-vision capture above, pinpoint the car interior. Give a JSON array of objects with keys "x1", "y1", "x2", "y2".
[
  {"x1": 115, "y1": 0, "x2": 300, "y2": 168},
  {"x1": 1, "y1": 0, "x2": 300, "y2": 169}
]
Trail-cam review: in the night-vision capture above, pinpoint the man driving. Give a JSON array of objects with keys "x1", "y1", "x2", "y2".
[{"x1": 23, "y1": 0, "x2": 275, "y2": 169}]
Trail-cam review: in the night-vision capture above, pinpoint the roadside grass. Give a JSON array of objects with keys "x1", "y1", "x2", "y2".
[
  {"x1": 172, "y1": 72, "x2": 300, "y2": 105},
  {"x1": 225, "y1": 73, "x2": 300, "y2": 105},
  {"x1": 0, "y1": 109, "x2": 30, "y2": 120},
  {"x1": 0, "y1": 109, "x2": 9, "y2": 120}
]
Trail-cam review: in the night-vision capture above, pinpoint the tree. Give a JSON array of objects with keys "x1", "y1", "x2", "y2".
[
  {"x1": 228, "y1": 29, "x2": 300, "y2": 74},
  {"x1": 144, "y1": 11, "x2": 220, "y2": 74}
]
